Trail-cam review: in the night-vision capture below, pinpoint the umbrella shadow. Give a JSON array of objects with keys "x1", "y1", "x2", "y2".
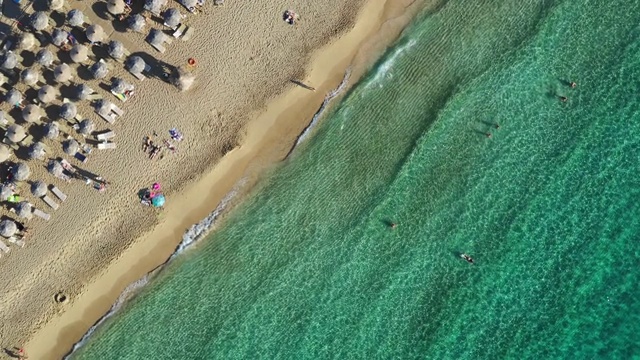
[
  {"x1": 31, "y1": 0, "x2": 50, "y2": 11},
  {"x1": 92, "y1": 2, "x2": 113, "y2": 21},
  {"x1": 8, "y1": 107, "x2": 25, "y2": 125},
  {"x1": 44, "y1": 104, "x2": 61, "y2": 121},
  {"x1": 112, "y1": 17, "x2": 130, "y2": 33},
  {"x1": 58, "y1": 83, "x2": 76, "y2": 100},
  {"x1": 76, "y1": 64, "x2": 94, "y2": 81},
  {"x1": 54, "y1": 48, "x2": 73, "y2": 66},
  {"x1": 50, "y1": 10, "x2": 67, "y2": 28},
  {"x1": 130, "y1": 51, "x2": 175, "y2": 82},
  {"x1": 19, "y1": 49, "x2": 36, "y2": 67}
]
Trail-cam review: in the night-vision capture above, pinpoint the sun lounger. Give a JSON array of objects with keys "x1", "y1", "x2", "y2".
[
  {"x1": 96, "y1": 130, "x2": 115, "y2": 141},
  {"x1": 112, "y1": 91, "x2": 127, "y2": 102},
  {"x1": 182, "y1": 27, "x2": 194, "y2": 41},
  {"x1": 42, "y1": 195, "x2": 59, "y2": 210},
  {"x1": 33, "y1": 208, "x2": 51, "y2": 221},
  {"x1": 97, "y1": 142, "x2": 116, "y2": 150},
  {"x1": 2, "y1": 137, "x2": 19, "y2": 150},
  {"x1": 74, "y1": 152, "x2": 87, "y2": 163},
  {"x1": 86, "y1": 93, "x2": 103, "y2": 100},
  {"x1": 0, "y1": 239, "x2": 10, "y2": 253},
  {"x1": 98, "y1": 111, "x2": 116, "y2": 124},
  {"x1": 111, "y1": 104, "x2": 124, "y2": 116},
  {"x1": 131, "y1": 71, "x2": 146, "y2": 80},
  {"x1": 7, "y1": 236, "x2": 25, "y2": 248},
  {"x1": 150, "y1": 42, "x2": 166, "y2": 53},
  {"x1": 51, "y1": 186, "x2": 67, "y2": 201},
  {"x1": 173, "y1": 24, "x2": 186, "y2": 38},
  {"x1": 20, "y1": 134, "x2": 34, "y2": 146}
]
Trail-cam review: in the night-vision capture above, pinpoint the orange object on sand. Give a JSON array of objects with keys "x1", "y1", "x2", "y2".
[{"x1": 187, "y1": 58, "x2": 196, "y2": 66}]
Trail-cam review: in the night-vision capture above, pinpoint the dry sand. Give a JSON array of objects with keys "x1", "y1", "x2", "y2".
[{"x1": 0, "y1": 0, "x2": 426, "y2": 358}]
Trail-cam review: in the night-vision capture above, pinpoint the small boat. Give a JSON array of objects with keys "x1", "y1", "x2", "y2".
[{"x1": 460, "y1": 253, "x2": 474, "y2": 264}]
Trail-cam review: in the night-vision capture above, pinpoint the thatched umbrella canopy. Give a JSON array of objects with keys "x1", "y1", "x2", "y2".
[
  {"x1": 163, "y1": 8, "x2": 182, "y2": 28},
  {"x1": 86, "y1": 24, "x2": 105, "y2": 43},
  {"x1": 145, "y1": 0, "x2": 167, "y2": 13},
  {"x1": 15, "y1": 201, "x2": 32, "y2": 218},
  {"x1": 51, "y1": 28, "x2": 69, "y2": 47},
  {"x1": 67, "y1": 9, "x2": 85, "y2": 27},
  {"x1": 0, "y1": 145, "x2": 11, "y2": 162},
  {"x1": 170, "y1": 67, "x2": 195, "y2": 91},
  {"x1": 0, "y1": 219, "x2": 17, "y2": 237},
  {"x1": 107, "y1": 40, "x2": 125, "y2": 59},
  {"x1": 147, "y1": 29, "x2": 168, "y2": 47},
  {"x1": 44, "y1": 121, "x2": 60, "y2": 139},
  {"x1": 90, "y1": 61, "x2": 108, "y2": 79},
  {"x1": 20, "y1": 68, "x2": 40, "y2": 86},
  {"x1": 1, "y1": 52, "x2": 18, "y2": 70},
  {"x1": 17, "y1": 33, "x2": 37, "y2": 50},
  {"x1": 36, "y1": 49, "x2": 55, "y2": 67},
  {"x1": 128, "y1": 14, "x2": 146, "y2": 32},
  {"x1": 22, "y1": 104, "x2": 43, "y2": 123},
  {"x1": 0, "y1": 183, "x2": 13, "y2": 201},
  {"x1": 95, "y1": 99, "x2": 113, "y2": 116},
  {"x1": 54, "y1": 63, "x2": 73, "y2": 83},
  {"x1": 107, "y1": 0, "x2": 126, "y2": 15},
  {"x1": 75, "y1": 83, "x2": 94, "y2": 100},
  {"x1": 180, "y1": 0, "x2": 197, "y2": 9},
  {"x1": 70, "y1": 44, "x2": 89, "y2": 63},
  {"x1": 63, "y1": 138, "x2": 79, "y2": 155},
  {"x1": 5, "y1": 89, "x2": 22, "y2": 106},
  {"x1": 12, "y1": 162, "x2": 30, "y2": 181},
  {"x1": 28, "y1": 142, "x2": 46, "y2": 160},
  {"x1": 48, "y1": 160, "x2": 63, "y2": 176},
  {"x1": 30, "y1": 11, "x2": 51, "y2": 31},
  {"x1": 6, "y1": 124, "x2": 26, "y2": 142},
  {"x1": 78, "y1": 119, "x2": 94, "y2": 136},
  {"x1": 125, "y1": 56, "x2": 145, "y2": 74},
  {"x1": 38, "y1": 85, "x2": 57, "y2": 103},
  {"x1": 47, "y1": 0, "x2": 64, "y2": 11},
  {"x1": 111, "y1": 78, "x2": 133, "y2": 94},
  {"x1": 60, "y1": 102, "x2": 77, "y2": 120},
  {"x1": 31, "y1": 180, "x2": 47, "y2": 197}
]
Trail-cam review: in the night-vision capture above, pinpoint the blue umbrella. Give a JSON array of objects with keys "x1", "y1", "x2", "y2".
[{"x1": 151, "y1": 194, "x2": 165, "y2": 207}]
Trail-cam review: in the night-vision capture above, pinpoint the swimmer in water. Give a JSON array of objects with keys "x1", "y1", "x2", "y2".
[
  {"x1": 570, "y1": 81, "x2": 577, "y2": 88},
  {"x1": 390, "y1": 223, "x2": 397, "y2": 229},
  {"x1": 560, "y1": 96, "x2": 568, "y2": 102},
  {"x1": 461, "y1": 254, "x2": 474, "y2": 264}
]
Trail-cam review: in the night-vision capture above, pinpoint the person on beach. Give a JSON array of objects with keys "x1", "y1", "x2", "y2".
[{"x1": 13, "y1": 347, "x2": 27, "y2": 359}]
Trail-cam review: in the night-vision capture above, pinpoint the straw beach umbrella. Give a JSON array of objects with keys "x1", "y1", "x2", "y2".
[
  {"x1": 75, "y1": 84, "x2": 94, "y2": 100},
  {"x1": 0, "y1": 183, "x2": 13, "y2": 201},
  {"x1": 147, "y1": 29, "x2": 168, "y2": 48},
  {"x1": 86, "y1": 24, "x2": 105, "y2": 43},
  {"x1": 90, "y1": 61, "x2": 108, "y2": 79},
  {"x1": 30, "y1": 12, "x2": 51, "y2": 31},
  {"x1": 12, "y1": 163, "x2": 30, "y2": 181},
  {"x1": 51, "y1": 28, "x2": 69, "y2": 47},
  {"x1": 60, "y1": 102, "x2": 77, "y2": 120},
  {"x1": 125, "y1": 56, "x2": 146, "y2": 74},
  {"x1": 17, "y1": 33, "x2": 37, "y2": 51},
  {"x1": 70, "y1": 44, "x2": 89, "y2": 63},
  {"x1": 15, "y1": 201, "x2": 32, "y2": 219},
  {"x1": 6, "y1": 124, "x2": 26, "y2": 143},
  {"x1": 128, "y1": 14, "x2": 146, "y2": 32},
  {"x1": 95, "y1": 99, "x2": 113, "y2": 116},
  {"x1": 28, "y1": 142, "x2": 46, "y2": 160},
  {"x1": 111, "y1": 78, "x2": 132, "y2": 94},
  {"x1": 78, "y1": 119, "x2": 94, "y2": 136},
  {"x1": 0, "y1": 219, "x2": 17, "y2": 237},
  {"x1": 44, "y1": 122, "x2": 60, "y2": 139},
  {"x1": 67, "y1": 9, "x2": 85, "y2": 27},
  {"x1": 47, "y1": 0, "x2": 65, "y2": 11},
  {"x1": 163, "y1": 8, "x2": 182, "y2": 28},
  {"x1": 1, "y1": 52, "x2": 18, "y2": 70},
  {"x1": 180, "y1": 0, "x2": 197, "y2": 10},
  {"x1": 38, "y1": 85, "x2": 57, "y2": 103},
  {"x1": 107, "y1": 40, "x2": 125, "y2": 59},
  {"x1": 54, "y1": 63, "x2": 73, "y2": 83},
  {"x1": 145, "y1": 0, "x2": 167, "y2": 13},
  {"x1": 107, "y1": 0, "x2": 126, "y2": 15},
  {"x1": 20, "y1": 68, "x2": 40, "y2": 86},
  {"x1": 170, "y1": 67, "x2": 195, "y2": 91},
  {"x1": 22, "y1": 104, "x2": 43, "y2": 123},
  {"x1": 36, "y1": 49, "x2": 55, "y2": 67},
  {"x1": 5, "y1": 89, "x2": 23, "y2": 106},
  {"x1": 63, "y1": 139, "x2": 79, "y2": 155},
  {"x1": 0, "y1": 145, "x2": 11, "y2": 162},
  {"x1": 48, "y1": 160, "x2": 63, "y2": 176},
  {"x1": 31, "y1": 180, "x2": 47, "y2": 197}
]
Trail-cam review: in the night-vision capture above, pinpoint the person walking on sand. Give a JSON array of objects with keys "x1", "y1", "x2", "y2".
[{"x1": 13, "y1": 347, "x2": 28, "y2": 359}]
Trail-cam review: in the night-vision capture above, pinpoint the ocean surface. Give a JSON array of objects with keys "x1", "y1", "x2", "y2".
[{"x1": 74, "y1": 1, "x2": 640, "y2": 358}]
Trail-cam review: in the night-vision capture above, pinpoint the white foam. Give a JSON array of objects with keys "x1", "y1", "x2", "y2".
[{"x1": 365, "y1": 38, "x2": 417, "y2": 89}]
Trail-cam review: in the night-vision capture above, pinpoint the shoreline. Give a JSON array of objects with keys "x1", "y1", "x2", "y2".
[{"x1": 23, "y1": 0, "x2": 426, "y2": 358}]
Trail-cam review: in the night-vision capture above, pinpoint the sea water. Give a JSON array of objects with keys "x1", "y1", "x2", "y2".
[{"x1": 74, "y1": 0, "x2": 640, "y2": 358}]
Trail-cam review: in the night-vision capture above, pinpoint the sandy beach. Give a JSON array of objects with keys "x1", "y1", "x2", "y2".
[{"x1": 0, "y1": 0, "x2": 425, "y2": 358}]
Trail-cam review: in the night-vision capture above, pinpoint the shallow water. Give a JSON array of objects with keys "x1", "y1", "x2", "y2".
[{"x1": 75, "y1": 1, "x2": 640, "y2": 358}]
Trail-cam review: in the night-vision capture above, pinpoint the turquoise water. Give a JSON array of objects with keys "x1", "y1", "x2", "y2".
[{"x1": 75, "y1": 1, "x2": 640, "y2": 358}]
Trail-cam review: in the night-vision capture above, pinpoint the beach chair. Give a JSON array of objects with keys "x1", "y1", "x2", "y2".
[
  {"x1": 111, "y1": 104, "x2": 124, "y2": 116},
  {"x1": 172, "y1": 24, "x2": 187, "y2": 38},
  {"x1": 51, "y1": 185, "x2": 68, "y2": 201},
  {"x1": 96, "y1": 130, "x2": 115, "y2": 141},
  {"x1": 7, "y1": 236, "x2": 25, "y2": 248},
  {"x1": 150, "y1": 42, "x2": 166, "y2": 53},
  {"x1": 33, "y1": 208, "x2": 51, "y2": 221},
  {"x1": 111, "y1": 91, "x2": 127, "y2": 102},
  {"x1": 0, "y1": 239, "x2": 10, "y2": 254},
  {"x1": 97, "y1": 142, "x2": 116, "y2": 150},
  {"x1": 74, "y1": 152, "x2": 87, "y2": 163},
  {"x1": 98, "y1": 111, "x2": 116, "y2": 124},
  {"x1": 42, "y1": 194, "x2": 60, "y2": 210},
  {"x1": 182, "y1": 27, "x2": 194, "y2": 41},
  {"x1": 86, "y1": 93, "x2": 103, "y2": 101},
  {"x1": 2, "y1": 137, "x2": 19, "y2": 150}
]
